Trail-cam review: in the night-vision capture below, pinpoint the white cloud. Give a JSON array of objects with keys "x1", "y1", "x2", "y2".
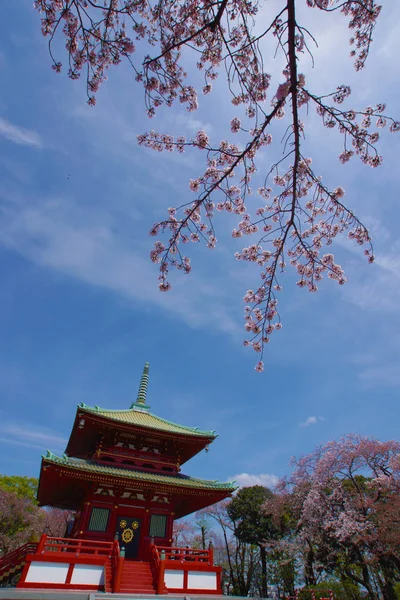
[
  {"x1": 0, "y1": 423, "x2": 67, "y2": 450},
  {"x1": 0, "y1": 436, "x2": 48, "y2": 451},
  {"x1": 341, "y1": 241, "x2": 400, "y2": 315},
  {"x1": 300, "y1": 415, "x2": 324, "y2": 428},
  {"x1": 231, "y1": 472, "x2": 279, "y2": 489},
  {"x1": 0, "y1": 117, "x2": 43, "y2": 148},
  {"x1": 0, "y1": 197, "x2": 241, "y2": 337},
  {"x1": 358, "y1": 364, "x2": 400, "y2": 388}
]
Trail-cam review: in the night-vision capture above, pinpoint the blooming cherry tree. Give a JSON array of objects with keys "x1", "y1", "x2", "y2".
[
  {"x1": 0, "y1": 489, "x2": 44, "y2": 555},
  {"x1": 278, "y1": 435, "x2": 400, "y2": 600},
  {"x1": 34, "y1": 0, "x2": 399, "y2": 368}
]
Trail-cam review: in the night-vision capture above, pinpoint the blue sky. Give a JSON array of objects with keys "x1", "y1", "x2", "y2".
[{"x1": 0, "y1": 1, "x2": 400, "y2": 491}]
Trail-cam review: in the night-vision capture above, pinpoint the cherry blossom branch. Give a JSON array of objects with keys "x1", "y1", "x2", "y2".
[{"x1": 34, "y1": 0, "x2": 400, "y2": 369}]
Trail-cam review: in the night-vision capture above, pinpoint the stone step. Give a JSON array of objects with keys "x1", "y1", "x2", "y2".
[
  {"x1": 121, "y1": 576, "x2": 154, "y2": 582},
  {"x1": 119, "y1": 588, "x2": 156, "y2": 594}
]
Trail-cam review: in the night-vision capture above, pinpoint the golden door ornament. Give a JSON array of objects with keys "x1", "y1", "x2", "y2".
[{"x1": 122, "y1": 528, "x2": 134, "y2": 544}]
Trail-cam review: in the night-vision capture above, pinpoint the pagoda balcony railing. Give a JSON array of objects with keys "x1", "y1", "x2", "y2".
[
  {"x1": 150, "y1": 543, "x2": 221, "y2": 595},
  {"x1": 96, "y1": 444, "x2": 178, "y2": 467},
  {"x1": 17, "y1": 534, "x2": 116, "y2": 592},
  {"x1": 154, "y1": 545, "x2": 214, "y2": 564},
  {"x1": 36, "y1": 534, "x2": 114, "y2": 557}
]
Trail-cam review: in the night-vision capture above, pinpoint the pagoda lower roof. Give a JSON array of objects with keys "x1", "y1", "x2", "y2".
[
  {"x1": 42, "y1": 451, "x2": 235, "y2": 492},
  {"x1": 79, "y1": 403, "x2": 216, "y2": 439}
]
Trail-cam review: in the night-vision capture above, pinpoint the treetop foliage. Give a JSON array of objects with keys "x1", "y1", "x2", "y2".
[
  {"x1": 227, "y1": 484, "x2": 276, "y2": 546},
  {"x1": 0, "y1": 475, "x2": 38, "y2": 504}
]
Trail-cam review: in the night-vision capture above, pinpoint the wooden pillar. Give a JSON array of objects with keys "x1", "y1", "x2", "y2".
[
  {"x1": 167, "y1": 511, "x2": 174, "y2": 545},
  {"x1": 216, "y1": 569, "x2": 222, "y2": 594},
  {"x1": 36, "y1": 533, "x2": 47, "y2": 554},
  {"x1": 78, "y1": 500, "x2": 92, "y2": 535}
]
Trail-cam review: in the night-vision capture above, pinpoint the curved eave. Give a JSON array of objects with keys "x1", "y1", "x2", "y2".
[
  {"x1": 38, "y1": 455, "x2": 235, "y2": 508},
  {"x1": 79, "y1": 404, "x2": 217, "y2": 439}
]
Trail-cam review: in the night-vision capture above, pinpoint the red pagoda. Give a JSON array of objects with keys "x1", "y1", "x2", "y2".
[{"x1": 9, "y1": 363, "x2": 235, "y2": 595}]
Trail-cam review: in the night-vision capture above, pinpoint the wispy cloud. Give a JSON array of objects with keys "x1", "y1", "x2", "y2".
[
  {"x1": 0, "y1": 423, "x2": 67, "y2": 449},
  {"x1": 358, "y1": 362, "x2": 400, "y2": 388},
  {"x1": 341, "y1": 241, "x2": 400, "y2": 315},
  {"x1": 231, "y1": 472, "x2": 279, "y2": 488},
  {"x1": 0, "y1": 196, "x2": 241, "y2": 337},
  {"x1": 300, "y1": 416, "x2": 324, "y2": 428},
  {"x1": 0, "y1": 117, "x2": 43, "y2": 148},
  {"x1": 0, "y1": 436, "x2": 47, "y2": 451}
]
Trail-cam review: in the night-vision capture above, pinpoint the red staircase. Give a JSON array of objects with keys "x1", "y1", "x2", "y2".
[
  {"x1": 119, "y1": 560, "x2": 157, "y2": 594},
  {"x1": 0, "y1": 543, "x2": 37, "y2": 586},
  {"x1": 104, "y1": 557, "x2": 113, "y2": 593}
]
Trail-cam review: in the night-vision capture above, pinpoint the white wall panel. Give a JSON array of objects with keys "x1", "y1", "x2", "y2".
[
  {"x1": 70, "y1": 564, "x2": 104, "y2": 585},
  {"x1": 164, "y1": 569, "x2": 184, "y2": 588},
  {"x1": 188, "y1": 571, "x2": 217, "y2": 590},
  {"x1": 25, "y1": 562, "x2": 69, "y2": 583}
]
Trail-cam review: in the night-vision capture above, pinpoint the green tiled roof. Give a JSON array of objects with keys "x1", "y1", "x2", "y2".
[
  {"x1": 79, "y1": 403, "x2": 217, "y2": 438},
  {"x1": 43, "y1": 451, "x2": 235, "y2": 492}
]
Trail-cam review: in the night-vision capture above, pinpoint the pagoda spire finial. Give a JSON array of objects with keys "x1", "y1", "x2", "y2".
[{"x1": 130, "y1": 362, "x2": 150, "y2": 410}]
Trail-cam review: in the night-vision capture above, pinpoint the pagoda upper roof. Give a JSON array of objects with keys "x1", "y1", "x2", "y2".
[
  {"x1": 77, "y1": 402, "x2": 217, "y2": 439},
  {"x1": 42, "y1": 451, "x2": 235, "y2": 493},
  {"x1": 65, "y1": 363, "x2": 219, "y2": 464}
]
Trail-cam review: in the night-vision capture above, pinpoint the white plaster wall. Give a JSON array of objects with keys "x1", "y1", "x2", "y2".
[
  {"x1": 70, "y1": 564, "x2": 104, "y2": 585},
  {"x1": 164, "y1": 569, "x2": 184, "y2": 589},
  {"x1": 25, "y1": 562, "x2": 69, "y2": 584},
  {"x1": 188, "y1": 571, "x2": 217, "y2": 590}
]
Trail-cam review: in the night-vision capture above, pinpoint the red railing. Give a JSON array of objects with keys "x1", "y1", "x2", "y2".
[
  {"x1": 150, "y1": 544, "x2": 163, "y2": 594},
  {"x1": 111, "y1": 539, "x2": 125, "y2": 593},
  {"x1": 18, "y1": 535, "x2": 116, "y2": 590},
  {"x1": 36, "y1": 534, "x2": 113, "y2": 557},
  {"x1": 0, "y1": 543, "x2": 37, "y2": 583},
  {"x1": 150, "y1": 544, "x2": 221, "y2": 595},
  {"x1": 155, "y1": 545, "x2": 214, "y2": 565},
  {"x1": 97, "y1": 444, "x2": 178, "y2": 469}
]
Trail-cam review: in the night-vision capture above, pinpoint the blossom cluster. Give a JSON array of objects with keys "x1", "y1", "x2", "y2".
[
  {"x1": 310, "y1": 92, "x2": 400, "y2": 168},
  {"x1": 34, "y1": 0, "x2": 142, "y2": 104},
  {"x1": 308, "y1": 0, "x2": 382, "y2": 71}
]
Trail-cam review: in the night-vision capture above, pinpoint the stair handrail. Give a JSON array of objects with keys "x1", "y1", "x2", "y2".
[
  {"x1": 150, "y1": 543, "x2": 160, "y2": 582},
  {"x1": 150, "y1": 543, "x2": 167, "y2": 594},
  {"x1": 0, "y1": 542, "x2": 38, "y2": 581},
  {"x1": 111, "y1": 539, "x2": 124, "y2": 594}
]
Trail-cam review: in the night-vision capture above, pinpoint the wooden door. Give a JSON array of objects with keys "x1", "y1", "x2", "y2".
[{"x1": 116, "y1": 516, "x2": 142, "y2": 559}]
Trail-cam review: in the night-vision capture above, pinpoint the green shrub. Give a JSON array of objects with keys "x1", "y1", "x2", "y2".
[{"x1": 297, "y1": 580, "x2": 362, "y2": 600}]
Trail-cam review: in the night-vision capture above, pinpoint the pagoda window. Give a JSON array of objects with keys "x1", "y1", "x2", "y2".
[
  {"x1": 88, "y1": 507, "x2": 110, "y2": 532},
  {"x1": 121, "y1": 460, "x2": 136, "y2": 466},
  {"x1": 149, "y1": 514, "x2": 167, "y2": 538},
  {"x1": 161, "y1": 466, "x2": 174, "y2": 472},
  {"x1": 142, "y1": 463, "x2": 155, "y2": 469}
]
